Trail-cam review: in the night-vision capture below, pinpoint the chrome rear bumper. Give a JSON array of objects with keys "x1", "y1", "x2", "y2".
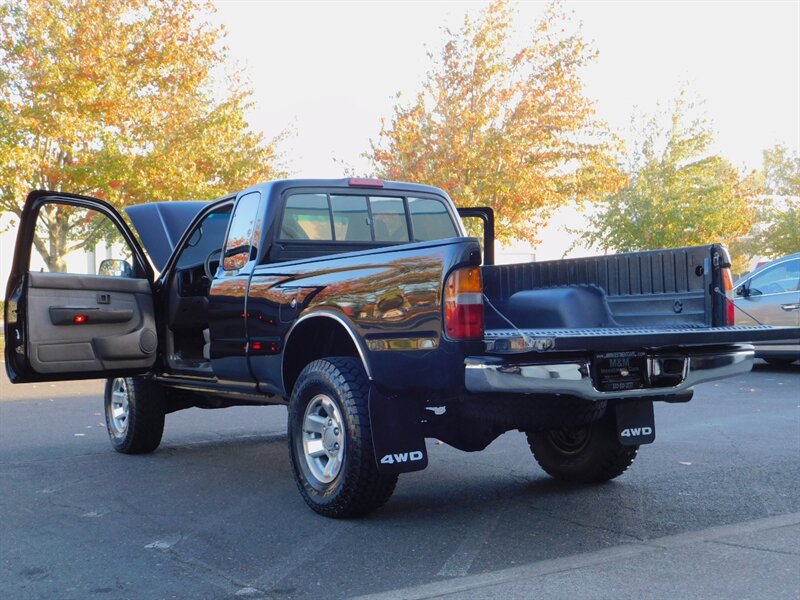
[{"x1": 464, "y1": 347, "x2": 754, "y2": 401}]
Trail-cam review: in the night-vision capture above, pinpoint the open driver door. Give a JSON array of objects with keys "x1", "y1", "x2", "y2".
[{"x1": 5, "y1": 191, "x2": 158, "y2": 383}]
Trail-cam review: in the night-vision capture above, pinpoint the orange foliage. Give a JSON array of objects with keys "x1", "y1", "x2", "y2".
[
  {"x1": 368, "y1": 1, "x2": 625, "y2": 244},
  {"x1": 0, "y1": 0, "x2": 288, "y2": 270}
]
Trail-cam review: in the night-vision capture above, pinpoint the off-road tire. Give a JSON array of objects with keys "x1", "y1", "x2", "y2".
[
  {"x1": 525, "y1": 408, "x2": 637, "y2": 483},
  {"x1": 104, "y1": 376, "x2": 165, "y2": 454},
  {"x1": 288, "y1": 357, "x2": 398, "y2": 518}
]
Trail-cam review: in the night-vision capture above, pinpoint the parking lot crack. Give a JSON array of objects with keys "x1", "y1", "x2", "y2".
[
  {"x1": 159, "y1": 542, "x2": 267, "y2": 597},
  {"x1": 709, "y1": 539, "x2": 800, "y2": 556}
]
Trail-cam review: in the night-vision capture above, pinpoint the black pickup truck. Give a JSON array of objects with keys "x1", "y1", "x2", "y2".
[{"x1": 5, "y1": 179, "x2": 799, "y2": 517}]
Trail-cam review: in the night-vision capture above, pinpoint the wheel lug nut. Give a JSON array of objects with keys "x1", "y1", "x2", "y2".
[
  {"x1": 327, "y1": 418, "x2": 333, "y2": 425},
  {"x1": 334, "y1": 443, "x2": 339, "y2": 450},
  {"x1": 334, "y1": 428, "x2": 339, "y2": 435}
]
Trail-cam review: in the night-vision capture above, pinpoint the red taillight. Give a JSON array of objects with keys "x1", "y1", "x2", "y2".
[
  {"x1": 348, "y1": 178, "x2": 384, "y2": 188},
  {"x1": 444, "y1": 267, "x2": 484, "y2": 339},
  {"x1": 726, "y1": 298, "x2": 735, "y2": 326},
  {"x1": 722, "y1": 267, "x2": 735, "y2": 325}
]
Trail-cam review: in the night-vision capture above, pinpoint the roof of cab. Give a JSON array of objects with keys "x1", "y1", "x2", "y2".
[{"x1": 124, "y1": 178, "x2": 451, "y2": 271}]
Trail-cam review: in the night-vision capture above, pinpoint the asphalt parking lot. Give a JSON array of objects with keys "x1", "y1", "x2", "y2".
[{"x1": 1, "y1": 361, "x2": 798, "y2": 599}]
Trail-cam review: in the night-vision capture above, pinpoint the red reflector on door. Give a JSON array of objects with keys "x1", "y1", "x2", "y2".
[
  {"x1": 249, "y1": 341, "x2": 280, "y2": 354},
  {"x1": 73, "y1": 315, "x2": 88, "y2": 324}
]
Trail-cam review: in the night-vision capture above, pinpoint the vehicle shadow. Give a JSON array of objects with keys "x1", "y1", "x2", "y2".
[{"x1": 752, "y1": 360, "x2": 800, "y2": 373}]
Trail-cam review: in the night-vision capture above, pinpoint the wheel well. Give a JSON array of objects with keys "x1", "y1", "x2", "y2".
[{"x1": 282, "y1": 317, "x2": 363, "y2": 396}]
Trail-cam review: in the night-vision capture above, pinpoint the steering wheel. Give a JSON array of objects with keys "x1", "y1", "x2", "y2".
[{"x1": 204, "y1": 248, "x2": 222, "y2": 280}]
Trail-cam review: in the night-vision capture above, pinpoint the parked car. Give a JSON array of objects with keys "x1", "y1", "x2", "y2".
[{"x1": 734, "y1": 253, "x2": 800, "y2": 365}]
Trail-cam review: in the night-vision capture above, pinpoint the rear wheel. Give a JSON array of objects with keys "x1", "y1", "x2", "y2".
[
  {"x1": 288, "y1": 357, "x2": 398, "y2": 518},
  {"x1": 525, "y1": 410, "x2": 637, "y2": 483},
  {"x1": 104, "y1": 377, "x2": 165, "y2": 454}
]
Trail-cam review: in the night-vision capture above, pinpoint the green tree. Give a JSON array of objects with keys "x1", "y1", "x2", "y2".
[
  {"x1": 0, "y1": 0, "x2": 287, "y2": 271},
  {"x1": 746, "y1": 145, "x2": 800, "y2": 258},
  {"x1": 582, "y1": 91, "x2": 758, "y2": 271},
  {"x1": 367, "y1": 0, "x2": 624, "y2": 245},
  {"x1": 764, "y1": 144, "x2": 800, "y2": 196}
]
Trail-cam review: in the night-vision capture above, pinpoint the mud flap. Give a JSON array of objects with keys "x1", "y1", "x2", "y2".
[
  {"x1": 368, "y1": 386, "x2": 428, "y2": 474},
  {"x1": 615, "y1": 399, "x2": 656, "y2": 446}
]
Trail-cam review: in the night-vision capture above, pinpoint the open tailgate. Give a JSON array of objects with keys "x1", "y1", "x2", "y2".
[{"x1": 485, "y1": 325, "x2": 800, "y2": 354}]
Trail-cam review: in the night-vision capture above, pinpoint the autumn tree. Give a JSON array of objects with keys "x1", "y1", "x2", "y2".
[
  {"x1": 367, "y1": 0, "x2": 624, "y2": 244},
  {"x1": 0, "y1": 0, "x2": 287, "y2": 271},
  {"x1": 581, "y1": 91, "x2": 759, "y2": 271}
]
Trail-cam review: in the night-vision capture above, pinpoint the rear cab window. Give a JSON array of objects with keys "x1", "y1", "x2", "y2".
[
  {"x1": 408, "y1": 197, "x2": 457, "y2": 241},
  {"x1": 280, "y1": 194, "x2": 333, "y2": 241},
  {"x1": 277, "y1": 191, "x2": 458, "y2": 245}
]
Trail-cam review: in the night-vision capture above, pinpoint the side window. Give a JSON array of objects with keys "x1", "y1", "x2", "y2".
[
  {"x1": 408, "y1": 197, "x2": 457, "y2": 241},
  {"x1": 331, "y1": 195, "x2": 372, "y2": 241},
  {"x1": 30, "y1": 203, "x2": 134, "y2": 276},
  {"x1": 176, "y1": 207, "x2": 232, "y2": 270},
  {"x1": 748, "y1": 260, "x2": 800, "y2": 295},
  {"x1": 370, "y1": 197, "x2": 409, "y2": 242},
  {"x1": 280, "y1": 194, "x2": 333, "y2": 241},
  {"x1": 223, "y1": 192, "x2": 261, "y2": 271}
]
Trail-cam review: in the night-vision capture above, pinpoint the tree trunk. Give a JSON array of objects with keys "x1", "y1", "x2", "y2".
[{"x1": 43, "y1": 208, "x2": 70, "y2": 273}]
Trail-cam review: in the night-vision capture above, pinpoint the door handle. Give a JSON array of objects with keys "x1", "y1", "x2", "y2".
[{"x1": 780, "y1": 303, "x2": 800, "y2": 311}]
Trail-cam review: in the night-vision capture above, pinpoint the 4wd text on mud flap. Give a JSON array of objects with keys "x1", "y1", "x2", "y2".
[{"x1": 380, "y1": 451, "x2": 424, "y2": 464}]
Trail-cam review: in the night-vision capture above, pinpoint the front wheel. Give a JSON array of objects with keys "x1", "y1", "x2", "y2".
[
  {"x1": 525, "y1": 410, "x2": 638, "y2": 483},
  {"x1": 104, "y1": 377, "x2": 165, "y2": 454},
  {"x1": 288, "y1": 357, "x2": 398, "y2": 518}
]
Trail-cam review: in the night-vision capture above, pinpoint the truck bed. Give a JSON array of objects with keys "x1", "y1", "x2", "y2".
[
  {"x1": 481, "y1": 245, "x2": 800, "y2": 354},
  {"x1": 483, "y1": 245, "x2": 719, "y2": 330}
]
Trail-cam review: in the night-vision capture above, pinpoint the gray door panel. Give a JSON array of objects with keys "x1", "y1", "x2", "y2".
[
  {"x1": 27, "y1": 273, "x2": 156, "y2": 374},
  {"x1": 28, "y1": 271, "x2": 152, "y2": 293}
]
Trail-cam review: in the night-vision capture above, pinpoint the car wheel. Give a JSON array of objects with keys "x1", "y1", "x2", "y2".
[
  {"x1": 288, "y1": 357, "x2": 398, "y2": 518},
  {"x1": 525, "y1": 409, "x2": 637, "y2": 483},
  {"x1": 104, "y1": 377, "x2": 165, "y2": 454}
]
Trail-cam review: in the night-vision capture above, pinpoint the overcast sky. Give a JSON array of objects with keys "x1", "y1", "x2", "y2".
[
  {"x1": 210, "y1": 0, "x2": 800, "y2": 177},
  {"x1": 2, "y1": 1, "x2": 797, "y2": 284}
]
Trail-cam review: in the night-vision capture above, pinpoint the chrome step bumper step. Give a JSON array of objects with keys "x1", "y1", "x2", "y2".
[{"x1": 465, "y1": 347, "x2": 755, "y2": 401}]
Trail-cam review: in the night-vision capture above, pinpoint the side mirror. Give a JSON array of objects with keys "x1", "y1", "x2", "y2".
[
  {"x1": 735, "y1": 285, "x2": 747, "y2": 297},
  {"x1": 222, "y1": 245, "x2": 250, "y2": 272},
  {"x1": 98, "y1": 259, "x2": 133, "y2": 277}
]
